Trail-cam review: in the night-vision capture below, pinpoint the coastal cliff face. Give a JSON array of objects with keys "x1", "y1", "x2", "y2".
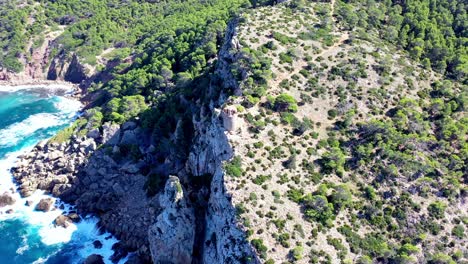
[
  {"x1": 186, "y1": 21, "x2": 259, "y2": 264},
  {"x1": 13, "y1": 122, "x2": 157, "y2": 262},
  {"x1": 12, "y1": 18, "x2": 258, "y2": 264},
  {"x1": 148, "y1": 20, "x2": 258, "y2": 264},
  {"x1": 148, "y1": 176, "x2": 195, "y2": 263},
  {"x1": 0, "y1": 28, "x2": 90, "y2": 85}
]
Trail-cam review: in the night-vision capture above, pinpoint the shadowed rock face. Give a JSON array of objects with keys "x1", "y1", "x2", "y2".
[
  {"x1": 148, "y1": 176, "x2": 195, "y2": 264},
  {"x1": 64, "y1": 54, "x2": 87, "y2": 84}
]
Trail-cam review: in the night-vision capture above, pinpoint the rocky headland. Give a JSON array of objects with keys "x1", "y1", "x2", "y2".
[{"x1": 10, "y1": 18, "x2": 258, "y2": 264}]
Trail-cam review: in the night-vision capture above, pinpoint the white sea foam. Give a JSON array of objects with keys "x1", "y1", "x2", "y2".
[
  {"x1": 53, "y1": 96, "x2": 83, "y2": 118},
  {"x1": 0, "y1": 96, "x2": 82, "y2": 148},
  {"x1": 0, "y1": 84, "x2": 74, "y2": 93},
  {"x1": 32, "y1": 257, "x2": 47, "y2": 264},
  {"x1": 0, "y1": 151, "x2": 77, "y2": 245},
  {"x1": 16, "y1": 235, "x2": 29, "y2": 255},
  {"x1": 74, "y1": 217, "x2": 129, "y2": 264},
  {"x1": 0, "y1": 113, "x2": 63, "y2": 147}
]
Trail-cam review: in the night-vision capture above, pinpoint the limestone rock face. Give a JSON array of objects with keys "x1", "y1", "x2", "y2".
[
  {"x1": 47, "y1": 51, "x2": 89, "y2": 83},
  {"x1": 188, "y1": 118, "x2": 258, "y2": 263},
  {"x1": 214, "y1": 19, "x2": 244, "y2": 97},
  {"x1": 185, "y1": 19, "x2": 259, "y2": 264},
  {"x1": 9, "y1": 16, "x2": 257, "y2": 264},
  {"x1": 148, "y1": 176, "x2": 195, "y2": 264},
  {"x1": 102, "y1": 122, "x2": 120, "y2": 145}
]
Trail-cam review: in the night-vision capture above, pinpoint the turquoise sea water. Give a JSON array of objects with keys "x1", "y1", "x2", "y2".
[{"x1": 0, "y1": 87, "x2": 125, "y2": 264}]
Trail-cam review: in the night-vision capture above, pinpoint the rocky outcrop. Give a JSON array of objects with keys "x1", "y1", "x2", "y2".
[
  {"x1": 148, "y1": 176, "x2": 195, "y2": 264},
  {"x1": 211, "y1": 18, "x2": 245, "y2": 97},
  {"x1": 187, "y1": 109, "x2": 258, "y2": 263},
  {"x1": 12, "y1": 122, "x2": 156, "y2": 262},
  {"x1": 35, "y1": 198, "x2": 55, "y2": 212},
  {"x1": 0, "y1": 30, "x2": 89, "y2": 85},
  {"x1": 13, "y1": 136, "x2": 93, "y2": 197},
  {"x1": 93, "y1": 240, "x2": 103, "y2": 249},
  {"x1": 10, "y1": 17, "x2": 257, "y2": 264},
  {"x1": 0, "y1": 192, "x2": 16, "y2": 207},
  {"x1": 185, "y1": 20, "x2": 259, "y2": 264},
  {"x1": 54, "y1": 214, "x2": 73, "y2": 228}
]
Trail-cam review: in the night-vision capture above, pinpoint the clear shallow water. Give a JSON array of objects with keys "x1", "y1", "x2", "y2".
[{"x1": 0, "y1": 87, "x2": 126, "y2": 264}]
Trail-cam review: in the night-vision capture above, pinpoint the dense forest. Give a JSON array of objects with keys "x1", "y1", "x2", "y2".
[{"x1": 336, "y1": 0, "x2": 467, "y2": 82}]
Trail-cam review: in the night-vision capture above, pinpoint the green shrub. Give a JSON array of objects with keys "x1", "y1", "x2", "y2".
[
  {"x1": 251, "y1": 238, "x2": 268, "y2": 258},
  {"x1": 303, "y1": 195, "x2": 335, "y2": 224},
  {"x1": 428, "y1": 253, "x2": 455, "y2": 264},
  {"x1": 292, "y1": 246, "x2": 304, "y2": 261},
  {"x1": 225, "y1": 156, "x2": 243, "y2": 177},
  {"x1": 451, "y1": 225, "x2": 465, "y2": 239},
  {"x1": 428, "y1": 201, "x2": 447, "y2": 219},
  {"x1": 145, "y1": 173, "x2": 167, "y2": 196},
  {"x1": 274, "y1": 94, "x2": 298, "y2": 112}
]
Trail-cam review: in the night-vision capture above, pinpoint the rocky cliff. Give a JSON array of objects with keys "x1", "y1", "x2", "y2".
[
  {"x1": 1, "y1": 27, "x2": 90, "y2": 85},
  {"x1": 13, "y1": 122, "x2": 157, "y2": 262},
  {"x1": 148, "y1": 176, "x2": 195, "y2": 263},
  {"x1": 147, "y1": 19, "x2": 258, "y2": 264},
  {"x1": 185, "y1": 20, "x2": 259, "y2": 264},
  {"x1": 12, "y1": 18, "x2": 258, "y2": 264}
]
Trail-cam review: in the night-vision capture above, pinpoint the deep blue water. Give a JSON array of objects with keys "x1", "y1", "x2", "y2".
[{"x1": 0, "y1": 87, "x2": 124, "y2": 264}]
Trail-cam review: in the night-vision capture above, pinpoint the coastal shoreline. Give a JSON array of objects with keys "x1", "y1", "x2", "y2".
[
  {"x1": 0, "y1": 78, "x2": 76, "y2": 88},
  {"x1": 0, "y1": 79, "x2": 82, "y2": 101}
]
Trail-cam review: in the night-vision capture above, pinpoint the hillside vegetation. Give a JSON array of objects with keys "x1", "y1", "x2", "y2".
[{"x1": 221, "y1": 0, "x2": 467, "y2": 263}]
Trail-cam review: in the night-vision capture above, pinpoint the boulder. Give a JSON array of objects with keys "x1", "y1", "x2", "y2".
[
  {"x1": 6, "y1": 209, "x2": 14, "y2": 214},
  {"x1": 36, "y1": 140, "x2": 48, "y2": 150},
  {"x1": 93, "y1": 240, "x2": 103, "y2": 249},
  {"x1": 110, "y1": 242, "x2": 128, "y2": 263},
  {"x1": 47, "y1": 151, "x2": 61, "y2": 161},
  {"x1": 87, "y1": 128, "x2": 101, "y2": 139},
  {"x1": 54, "y1": 215, "x2": 72, "y2": 228},
  {"x1": 19, "y1": 188, "x2": 34, "y2": 197},
  {"x1": 35, "y1": 198, "x2": 54, "y2": 212},
  {"x1": 25, "y1": 200, "x2": 34, "y2": 207},
  {"x1": 0, "y1": 192, "x2": 15, "y2": 207},
  {"x1": 66, "y1": 213, "x2": 81, "y2": 223},
  {"x1": 102, "y1": 122, "x2": 120, "y2": 145},
  {"x1": 80, "y1": 139, "x2": 97, "y2": 155},
  {"x1": 120, "y1": 129, "x2": 138, "y2": 145},
  {"x1": 52, "y1": 183, "x2": 70, "y2": 197},
  {"x1": 83, "y1": 254, "x2": 104, "y2": 264}
]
